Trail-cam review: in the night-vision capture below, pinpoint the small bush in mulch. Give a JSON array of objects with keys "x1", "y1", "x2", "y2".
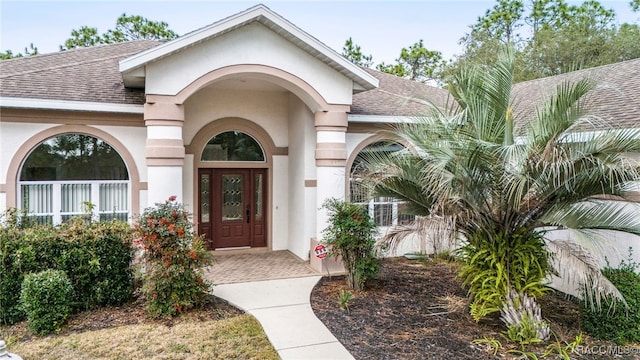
[{"x1": 321, "y1": 198, "x2": 379, "y2": 291}]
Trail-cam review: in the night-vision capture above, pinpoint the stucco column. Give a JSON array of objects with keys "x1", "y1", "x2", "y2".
[
  {"x1": 314, "y1": 108, "x2": 348, "y2": 239},
  {"x1": 144, "y1": 95, "x2": 185, "y2": 206}
]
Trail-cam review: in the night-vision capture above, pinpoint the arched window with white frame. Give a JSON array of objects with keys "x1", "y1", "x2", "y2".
[
  {"x1": 349, "y1": 141, "x2": 415, "y2": 227},
  {"x1": 18, "y1": 133, "x2": 130, "y2": 224}
]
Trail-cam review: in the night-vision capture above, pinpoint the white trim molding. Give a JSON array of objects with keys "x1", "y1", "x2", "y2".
[{"x1": 348, "y1": 114, "x2": 418, "y2": 123}]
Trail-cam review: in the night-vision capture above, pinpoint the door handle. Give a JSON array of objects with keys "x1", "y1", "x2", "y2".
[{"x1": 246, "y1": 205, "x2": 250, "y2": 223}]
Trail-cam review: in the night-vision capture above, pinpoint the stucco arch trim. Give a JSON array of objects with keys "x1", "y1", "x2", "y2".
[
  {"x1": 4, "y1": 125, "x2": 143, "y2": 213},
  {"x1": 173, "y1": 64, "x2": 332, "y2": 113}
]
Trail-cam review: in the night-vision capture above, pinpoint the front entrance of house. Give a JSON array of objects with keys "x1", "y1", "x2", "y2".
[{"x1": 198, "y1": 168, "x2": 267, "y2": 250}]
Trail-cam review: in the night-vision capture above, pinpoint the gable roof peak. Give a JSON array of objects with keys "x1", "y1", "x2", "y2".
[{"x1": 119, "y1": 4, "x2": 378, "y2": 91}]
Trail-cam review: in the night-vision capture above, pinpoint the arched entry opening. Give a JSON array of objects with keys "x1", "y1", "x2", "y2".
[{"x1": 198, "y1": 131, "x2": 267, "y2": 250}]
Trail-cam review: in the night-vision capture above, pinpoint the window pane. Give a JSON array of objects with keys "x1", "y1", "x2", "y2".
[
  {"x1": 99, "y1": 183, "x2": 128, "y2": 216},
  {"x1": 61, "y1": 184, "x2": 91, "y2": 214},
  {"x1": 20, "y1": 134, "x2": 128, "y2": 181},
  {"x1": 374, "y1": 203, "x2": 393, "y2": 226},
  {"x1": 201, "y1": 131, "x2": 265, "y2": 162},
  {"x1": 350, "y1": 180, "x2": 369, "y2": 203},
  {"x1": 21, "y1": 184, "x2": 53, "y2": 214}
]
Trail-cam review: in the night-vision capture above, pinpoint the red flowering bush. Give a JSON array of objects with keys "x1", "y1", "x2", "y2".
[{"x1": 134, "y1": 196, "x2": 212, "y2": 318}]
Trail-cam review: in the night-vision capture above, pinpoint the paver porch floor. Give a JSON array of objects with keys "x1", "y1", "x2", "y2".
[{"x1": 204, "y1": 250, "x2": 320, "y2": 285}]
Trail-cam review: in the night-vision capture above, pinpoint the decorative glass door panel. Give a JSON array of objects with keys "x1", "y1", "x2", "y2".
[
  {"x1": 200, "y1": 174, "x2": 210, "y2": 223},
  {"x1": 198, "y1": 171, "x2": 213, "y2": 249},
  {"x1": 222, "y1": 175, "x2": 243, "y2": 221}
]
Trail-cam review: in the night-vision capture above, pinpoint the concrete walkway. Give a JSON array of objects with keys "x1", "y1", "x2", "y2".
[{"x1": 213, "y1": 276, "x2": 354, "y2": 360}]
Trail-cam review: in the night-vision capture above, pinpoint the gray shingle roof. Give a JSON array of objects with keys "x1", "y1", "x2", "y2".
[
  {"x1": 1, "y1": 40, "x2": 638, "y2": 129},
  {"x1": 0, "y1": 41, "x2": 448, "y2": 116},
  {"x1": 512, "y1": 58, "x2": 640, "y2": 131},
  {"x1": 351, "y1": 68, "x2": 450, "y2": 116},
  {"x1": 0, "y1": 41, "x2": 160, "y2": 105}
]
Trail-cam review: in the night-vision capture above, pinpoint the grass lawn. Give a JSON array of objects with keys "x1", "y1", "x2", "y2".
[{"x1": 1, "y1": 296, "x2": 279, "y2": 360}]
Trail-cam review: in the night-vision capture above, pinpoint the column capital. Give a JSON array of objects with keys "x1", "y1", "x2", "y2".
[
  {"x1": 144, "y1": 95, "x2": 184, "y2": 125},
  {"x1": 314, "y1": 110, "x2": 347, "y2": 131}
]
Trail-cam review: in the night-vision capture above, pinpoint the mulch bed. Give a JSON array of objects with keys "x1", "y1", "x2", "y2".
[
  {"x1": 3, "y1": 292, "x2": 244, "y2": 343},
  {"x1": 310, "y1": 257, "x2": 637, "y2": 359}
]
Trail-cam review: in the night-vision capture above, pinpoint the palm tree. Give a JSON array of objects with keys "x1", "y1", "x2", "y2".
[{"x1": 363, "y1": 48, "x2": 640, "y2": 321}]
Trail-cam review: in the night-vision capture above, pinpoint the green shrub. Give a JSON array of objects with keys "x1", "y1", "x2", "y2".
[
  {"x1": 134, "y1": 196, "x2": 212, "y2": 318},
  {"x1": 20, "y1": 269, "x2": 74, "y2": 335},
  {"x1": 0, "y1": 225, "x2": 56, "y2": 324},
  {"x1": 581, "y1": 254, "x2": 640, "y2": 344},
  {"x1": 55, "y1": 218, "x2": 135, "y2": 311},
  {"x1": 321, "y1": 198, "x2": 379, "y2": 291},
  {"x1": 0, "y1": 209, "x2": 135, "y2": 325},
  {"x1": 458, "y1": 227, "x2": 549, "y2": 321}
]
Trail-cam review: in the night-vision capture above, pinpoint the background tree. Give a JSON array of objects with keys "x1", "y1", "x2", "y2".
[
  {"x1": 632, "y1": 0, "x2": 640, "y2": 12},
  {"x1": 475, "y1": 0, "x2": 525, "y2": 44},
  {"x1": 445, "y1": 0, "x2": 640, "y2": 83},
  {"x1": 61, "y1": 26, "x2": 103, "y2": 50},
  {"x1": 444, "y1": 0, "x2": 526, "y2": 82},
  {"x1": 1, "y1": 43, "x2": 39, "y2": 60},
  {"x1": 377, "y1": 39, "x2": 445, "y2": 83},
  {"x1": 61, "y1": 13, "x2": 177, "y2": 50},
  {"x1": 342, "y1": 37, "x2": 373, "y2": 67}
]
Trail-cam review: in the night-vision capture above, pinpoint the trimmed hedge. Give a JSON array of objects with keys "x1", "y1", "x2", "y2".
[{"x1": 0, "y1": 216, "x2": 135, "y2": 325}]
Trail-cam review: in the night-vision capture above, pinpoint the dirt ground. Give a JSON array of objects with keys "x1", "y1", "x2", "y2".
[{"x1": 310, "y1": 257, "x2": 639, "y2": 360}]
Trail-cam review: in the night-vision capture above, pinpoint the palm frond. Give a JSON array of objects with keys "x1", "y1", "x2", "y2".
[
  {"x1": 376, "y1": 216, "x2": 458, "y2": 256},
  {"x1": 546, "y1": 239, "x2": 627, "y2": 311},
  {"x1": 541, "y1": 200, "x2": 640, "y2": 236}
]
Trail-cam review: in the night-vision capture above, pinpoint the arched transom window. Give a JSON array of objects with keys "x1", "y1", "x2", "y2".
[
  {"x1": 19, "y1": 134, "x2": 130, "y2": 224},
  {"x1": 350, "y1": 141, "x2": 414, "y2": 227},
  {"x1": 201, "y1": 131, "x2": 265, "y2": 162}
]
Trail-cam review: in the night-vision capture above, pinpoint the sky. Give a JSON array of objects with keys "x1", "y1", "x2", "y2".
[{"x1": 1, "y1": 0, "x2": 639, "y2": 64}]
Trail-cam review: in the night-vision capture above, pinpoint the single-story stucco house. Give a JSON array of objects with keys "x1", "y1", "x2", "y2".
[{"x1": 1, "y1": 4, "x2": 639, "y2": 269}]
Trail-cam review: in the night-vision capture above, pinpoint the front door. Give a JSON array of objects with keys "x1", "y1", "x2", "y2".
[{"x1": 198, "y1": 168, "x2": 266, "y2": 250}]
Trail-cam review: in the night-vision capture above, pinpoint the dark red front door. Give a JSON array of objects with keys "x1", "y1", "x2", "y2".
[{"x1": 198, "y1": 168, "x2": 266, "y2": 250}]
